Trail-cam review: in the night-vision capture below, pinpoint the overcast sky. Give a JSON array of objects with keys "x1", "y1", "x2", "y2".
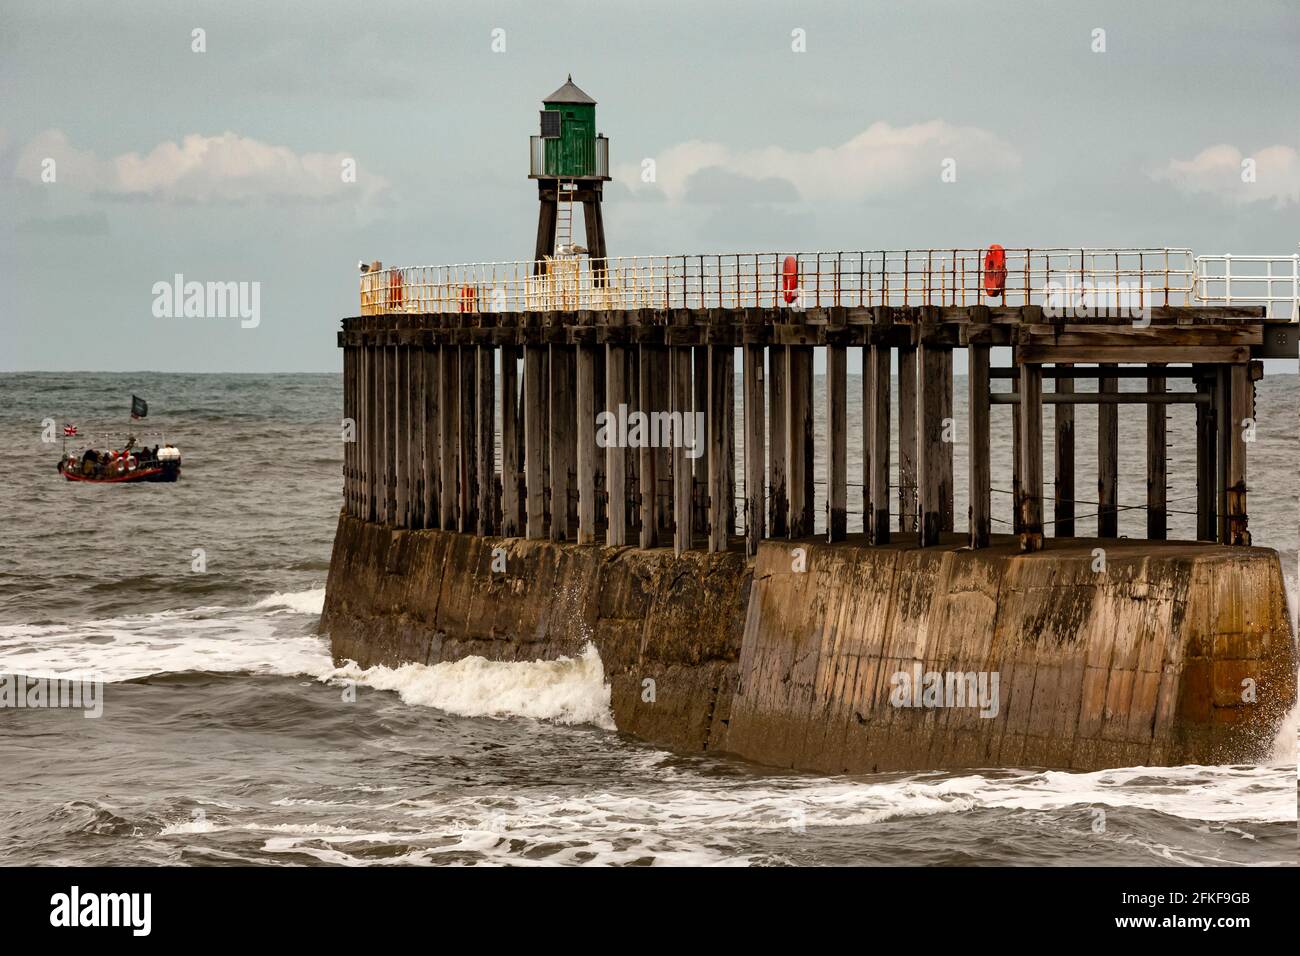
[{"x1": 2, "y1": 0, "x2": 1297, "y2": 372}]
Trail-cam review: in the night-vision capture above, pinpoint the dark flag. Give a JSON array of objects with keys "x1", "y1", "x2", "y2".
[{"x1": 131, "y1": 395, "x2": 148, "y2": 420}]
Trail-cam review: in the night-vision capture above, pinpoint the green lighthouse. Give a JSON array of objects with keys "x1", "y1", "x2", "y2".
[{"x1": 529, "y1": 76, "x2": 609, "y2": 268}]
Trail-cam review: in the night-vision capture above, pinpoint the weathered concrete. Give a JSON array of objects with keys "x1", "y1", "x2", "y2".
[{"x1": 322, "y1": 515, "x2": 1295, "y2": 771}]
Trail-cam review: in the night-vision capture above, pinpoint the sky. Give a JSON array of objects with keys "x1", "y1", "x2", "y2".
[{"x1": 2, "y1": 0, "x2": 1297, "y2": 372}]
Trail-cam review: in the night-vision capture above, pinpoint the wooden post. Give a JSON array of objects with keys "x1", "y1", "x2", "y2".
[
  {"x1": 827, "y1": 343, "x2": 848, "y2": 542},
  {"x1": 637, "y1": 344, "x2": 662, "y2": 548},
  {"x1": 1054, "y1": 363, "x2": 1075, "y2": 537},
  {"x1": 1019, "y1": 362, "x2": 1044, "y2": 552},
  {"x1": 862, "y1": 344, "x2": 873, "y2": 541},
  {"x1": 576, "y1": 344, "x2": 597, "y2": 544},
  {"x1": 968, "y1": 344, "x2": 990, "y2": 548},
  {"x1": 409, "y1": 344, "x2": 423, "y2": 529},
  {"x1": 939, "y1": 348, "x2": 955, "y2": 532},
  {"x1": 395, "y1": 344, "x2": 409, "y2": 528},
  {"x1": 626, "y1": 346, "x2": 640, "y2": 538},
  {"x1": 476, "y1": 345, "x2": 496, "y2": 536},
  {"x1": 422, "y1": 345, "x2": 438, "y2": 529},
  {"x1": 524, "y1": 346, "x2": 546, "y2": 539},
  {"x1": 744, "y1": 343, "x2": 765, "y2": 556},
  {"x1": 768, "y1": 345, "x2": 788, "y2": 537},
  {"x1": 549, "y1": 344, "x2": 575, "y2": 542},
  {"x1": 343, "y1": 345, "x2": 354, "y2": 517},
  {"x1": 437, "y1": 346, "x2": 456, "y2": 529},
  {"x1": 693, "y1": 346, "x2": 709, "y2": 536},
  {"x1": 458, "y1": 346, "x2": 478, "y2": 534},
  {"x1": 1146, "y1": 363, "x2": 1167, "y2": 540},
  {"x1": 917, "y1": 342, "x2": 944, "y2": 547},
  {"x1": 606, "y1": 343, "x2": 627, "y2": 546},
  {"x1": 501, "y1": 345, "x2": 521, "y2": 536},
  {"x1": 1226, "y1": 362, "x2": 1251, "y2": 546},
  {"x1": 870, "y1": 343, "x2": 891, "y2": 544},
  {"x1": 787, "y1": 345, "x2": 814, "y2": 538},
  {"x1": 651, "y1": 346, "x2": 672, "y2": 541},
  {"x1": 724, "y1": 349, "x2": 736, "y2": 539},
  {"x1": 897, "y1": 343, "x2": 917, "y2": 534},
  {"x1": 1215, "y1": 365, "x2": 1229, "y2": 544},
  {"x1": 1010, "y1": 348, "x2": 1021, "y2": 534},
  {"x1": 384, "y1": 344, "x2": 397, "y2": 524},
  {"x1": 707, "y1": 344, "x2": 731, "y2": 552},
  {"x1": 672, "y1": 346, "x2": 693, "y2": 554},
  {"x1": 1195, "y1": 367, "x2": 1216, "y2": 541},
  {"x1": 1097, "y1": 363, "x2": 1119, "y2": 538}
]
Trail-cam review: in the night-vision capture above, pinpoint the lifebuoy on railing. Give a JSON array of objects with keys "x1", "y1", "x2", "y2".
[
  {"x1": 983, "y1": 244, "x2": 1007, "y2": 298},
  {"x1": 459, "y1": 285, "x2": 477, "y2": 313},
  {"x1": 781, "y1": 255, "x2": 799, "y2": 304},
  {"x1": 388, "y1": 270, "x2": 404, "y2": 309}
]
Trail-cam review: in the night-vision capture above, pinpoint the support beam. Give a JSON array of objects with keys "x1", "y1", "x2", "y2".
[
  {"x1": 768, "y1": 345, "x2": 788, "y2": 538},
  {"x1": 548, "y1": 344, "x2": 574, "y2": 542},
  {"x1": 917, "y1": 343, "x2": 944, "y2": 547},
  {"x1": 1011, "y1": 347, "x2": 1021, "y2": 534},
  {"x1": 383, "y1": 344, "x2": 397, "y2": 524},
  {"x1": 1195, "y1": 368, "x2": 1216, "y2": 541},
  {"x1": 343, "y1": 346, "x2": 354, "y2": 516},
  {"x1": 826, "y1": 343, "x2": 848, "y2": 542},
  {"x1": 1226, "y1": 362, "x2": 1251, "y2": 546},
  {"x1": 693, "y1": 346, "x2": 709, "y2": 536},
  {"x1": 438, "y1": 346, "x2": 457, "y2": 530},
  {"x1": 787, "y1": 345, "x2": 814, "y2": 538},
  {"x1": 605, "y1": 343, "x2": 628, "y2": 546},
  {"x1": 409, "y1": 345, "x2": 423, "y2": 529},
  {"x1": 576, "y1": 344, "x2": 597, "y2": 544},
  {"x1": 897, "y1": 344, "x2": 917, "y2": 535},
  {"x1": 672, "y1": 346, "x2": 693, "y2": 554},
  {"x1": 939, "y1": 348, "x2": 955, "y2": 533},
  {"x1": 1019, "y1": 362, "x2": 1044, "y2": 552},
  {"x1": 707, "y1": 344, "x2": 733, "y2": 552},
  {"x1": 1146, "y1": 363, "x2": 1167, "y2": 540},
  {"x1": 870, "y1": 344, "x2": 891, "y2": 544},
  {"x1": 458, "y1": 346, "x2": 478, "y2": 534},
  {"x1": 476, "y1": 345, "x2": 496, "y2": 536},
  {"x1": 1097, "y1": 363, "x2": 1119, "y2": 538},
  {"x1": 422, "y1": 346, "x2": 438, "y2": 529},
  {"x1": 743, "y1": 343, "x2": 765, "y2": 556},
  {"x1": 524, "y1": 346, "x2": 546, "y2": 539},
  {"x1": 364, "y1": 344, "x2": 376, "y2": 521},
  {"x1": 1215, "y1": 365, "x2": 1229, "y2": 544},
  {"x1": 968, "y1": 344, "x2": 991, "y2": 548},
  {"x1": 501, "y1": 345, "x2": 521, "y2": 536},
  {"x1": 1053, "y1": 364, "x2": 1075, "y2": 537}
]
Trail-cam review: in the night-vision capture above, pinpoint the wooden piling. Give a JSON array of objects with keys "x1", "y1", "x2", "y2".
[
  {"x1": 409, "y1": 344, "x2": 424, "y2": 529},
  {"x1": 1097, "y1": 363, "x2": 1119, "y2": 537},
  {"x1": 1215, "y1": 365, "x2": 1229, "y2": 544},
  {"x1": 606, "y1": 343, "x2": 628, "y2": 546},
  {"x1": 693, "y1": 346, "x2": 709, "y2": 536},
  {"x1": 1195, "y1": 367, "x2": 1216, "y2": 541},
  {"x1": 438, "y1": 346, "x2": 457, "y2": 530},
  {"x1": 672, "y1": 346, "x2": 693, "y2": 554},
  {"x1": 1226, "y1": 362, "x2": 1251, "y2": 546},
  {"x1": 743, "y1": 343, "x2": 765, "y2": 556},
  {"x1": 1018, "y1": 362, "x2": 1044, "y2": 552},
  {"x1": 787, "y1": 346, "x2": 814, "y2": 538},
  {"x1": 939, "y1": 348, "x2": 955, "y2": 533},
  {"x1": 768, "y1": 345, "x2": 788, "y2": 538},
  {"x1": 576, "y1": 344, "x2": 597, "y2": 544},
  {"x1": 862, "y1": 344, "x2": 874, "y2": 541},
  {"x1": 476, "y1": 345, "x2": 496, "y2": 536},
  {"x1": 549, "y1": 344, "x2": 575, "y2": 542},
  {"x1": 501, "y1": 345, "x2": 521, "y2": 536},
  {"x1": 826, "y1": 343, "x2": 847, "y2": 542},
  {"x1": 458, "y1": 346, "x2": 478, "y2": 534},
  {"x1": 395, "y1": 345, "x2": 409, "y2": 528},
  {"x1": 1053, "y1": 363, "x2": 1075, "y2": 537},
  {"x1": 1146, "y1": 363, "x2": 1167, "y2": 540},
  {"x1": 897, "y1": 343, "x2": 917, "y2": 535},
  {"x1": 708, "y1": 344, "x2": 731, "y2": 552},
  {"x1": 968, "y1": 343, "x2": 991, "y2": 549},
  {"x1": 524, "y1": 345, "x2": 546, "y2": 539},
  {"x1": 637, "y1": 344, "x2": 663, "y2": 549},
  {"x1": 917, "y1": 342, "x2": 944, "y2": 547},
  {"x1": 870, "y1": 344, "x2": 891, "y2": 544},
  {"x1": 384, "y1": 344, "x2": 397, "y2": 524}
]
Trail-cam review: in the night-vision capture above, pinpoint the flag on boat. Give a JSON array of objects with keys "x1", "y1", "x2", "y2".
[
  {"x1": 63, "y1": 424, "x2": 77, "y2": 437},
  {"x1": 131, "y1": 395, "x2": 148, "y2": 420}
]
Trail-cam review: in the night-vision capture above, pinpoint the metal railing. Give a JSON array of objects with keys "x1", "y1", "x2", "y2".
[
  {"x1": 359, "y1": 247, "x2": 1206, "y2": 315},
  {"x1": 528, "y1": 135, "x2": 609, "y2": 179},
  {"x1": 1193, "y1": 253, "x2": 1300, "y2": 321}
]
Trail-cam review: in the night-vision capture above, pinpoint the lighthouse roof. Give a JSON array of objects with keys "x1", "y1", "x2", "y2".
[{"x1": 543, "y1": 75, "x2": 596, "y2": 105}]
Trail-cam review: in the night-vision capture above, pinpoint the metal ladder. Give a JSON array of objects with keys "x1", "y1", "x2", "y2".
[{"x1": 554, "y1": 179, "x2": 575, "y2": 255}]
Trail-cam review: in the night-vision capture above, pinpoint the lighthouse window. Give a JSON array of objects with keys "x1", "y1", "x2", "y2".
[{"x1": 540, "y1": 111, "x2": 561, "y2": 138}]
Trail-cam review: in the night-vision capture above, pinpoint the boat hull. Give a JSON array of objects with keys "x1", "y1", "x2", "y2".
[{"x1": 61, "y1": 466, "x2": 180, "y2": 484}]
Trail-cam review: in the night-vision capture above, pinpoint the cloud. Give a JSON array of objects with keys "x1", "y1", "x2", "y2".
[
  {"x1": 615, "y1": 120, "x2": 1021, "y2": 203},
  {"x1": 682, "y1": 167, "x2": 800, "y2": 205},
  {"x1": 15, "y1": 212, "x2": 110, "y2": 236},
  {"x1": 1152, "y1": 143, "x2": 1300, "y2": 207},
  {"x1": 13, "y1": 129, "x2": 389, "y2": 204}
]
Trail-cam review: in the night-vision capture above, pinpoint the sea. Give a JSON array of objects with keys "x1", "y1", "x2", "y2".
[{"x1": 0, "y1": 370, "x2": 1295, "y2": 866}]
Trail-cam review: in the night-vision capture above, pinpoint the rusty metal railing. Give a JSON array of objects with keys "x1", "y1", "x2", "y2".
[{"x1": 359, "y1": 248, "x2": 1203, "y2": 315}]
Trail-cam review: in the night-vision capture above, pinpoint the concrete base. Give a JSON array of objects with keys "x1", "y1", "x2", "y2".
[{"x1": 322, "y1": 515, "x2": 1296, "y2": 771}]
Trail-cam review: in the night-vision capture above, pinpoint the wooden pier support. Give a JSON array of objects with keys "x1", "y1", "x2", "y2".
[
  {"x1": 708, "y1": 344, "x2": 732, "y2": 552},
  {"x1": 500, "y1": 345, "x2": 521, "y2": 536},
  {"x1": 768, "y1": 345, "x2": 788, "y2": 538},
  {"x1": 787, "y1": 346, "x2": 814, "y2": 538},
  {"x1": 1226, "y1": 362, "x2": 1252, "y2": 546},
  {"x1": 576, "y1": 344, "x2": 597, "y2": 544},
  {"x1": 421, "y1": 346, "x2": 438, "y2": 529},
  {"x1": 1195, "y1": 367, "x2": 1216, "y2": 542},
  {"x1": 548, "y1": 344, "x2": 575, "y2": 542},
  {"x1": 605, "y1": 343, "x2": 628, "y2": 546},
  {"x1": 438, "y1": 346, "x2": 456, "y2": 530},
  {"x1": 1097, "y1": 363, "x2": 1119, "y2": 538},
  {"x1": 967, "y1": 343, "x2": 991, "y2": 549},
  {"x1": 383, "y1": 344, "x2": 397, "y2": 524},
  {"x1": 743, "y1": 343, "x2": 765, "y2": 556},
  {"x1": 897, "y1": 343, "x2": 917, "y2": 535},
  {"x1": 476, "y1": 345, "x2": 496, "y2": 536},
  {"x1": 637, "y1": 344, "x2": 668, "y2": 549},
  {"x1": 826, "y1": 343, "x2": 848, "y2": 542},
  {"x1": 409, "y1": 345, "x2": 424, "y2": 529},
  {"x1": 917, "y1": 342, "x2": 945, "y2": 547},
  {"x1": 1146, "y1": 363, "x2": 1167, "y2": 540},
  {"x1": 869, "y1": 343, "x2": 891, "y2": 544},
  {"x1": 457, "y1": 346, "x2": 478, "y2": 534},
  {"x1": 523, "y1": 346, "x2": 546, "y2": 539},
  {"x1": 1018, "y1": 362, "x2": 1045, "y2": 552},
  {"x1": 939, "y1": 349, "x2": 955, "y2": 532},
  {"x1": 693, "y1": 347, "x2": 709, "y2": 537},
  {"x1": 1053, "y1": 364, "x2": 1075, "y2": 537},
  {"x1": 672, "y1": 346, "x2": 693, "y2": 554}
]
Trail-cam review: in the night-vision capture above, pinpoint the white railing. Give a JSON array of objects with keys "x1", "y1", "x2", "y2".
[
  {"x1": 1193, "y1": 253, "x2": 1300, "y2": 321},
  {"x1": 359, "y1": 248, "x2": 1203, "y2": 315}
]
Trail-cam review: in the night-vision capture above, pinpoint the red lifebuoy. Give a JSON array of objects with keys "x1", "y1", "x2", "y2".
[
  {"x1": 781, "y1": 255, "x2": 799, "y2": 304},
  {"x1": 388, "y1": 270, "x2": 404, "y2": 308},
  {"x1": 459, "y1": 285, "x2": 477, "y2": 313},
  {"x1": 983, "y1": 244, "x2": 1007, "y2": 298}
]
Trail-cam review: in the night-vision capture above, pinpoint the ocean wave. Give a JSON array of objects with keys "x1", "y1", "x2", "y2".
[{"x1": 325, "y1": 643, "x2": 615, "y2": 730}]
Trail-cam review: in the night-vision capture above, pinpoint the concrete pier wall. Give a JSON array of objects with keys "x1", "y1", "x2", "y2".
[{"x1": 321, "y1": 515, "x2": 1295, "y2": 771}]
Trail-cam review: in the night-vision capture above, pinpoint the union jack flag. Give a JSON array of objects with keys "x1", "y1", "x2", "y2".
[{"x1": 63, "y1": 424, "x2": 78, "y2": 437}]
